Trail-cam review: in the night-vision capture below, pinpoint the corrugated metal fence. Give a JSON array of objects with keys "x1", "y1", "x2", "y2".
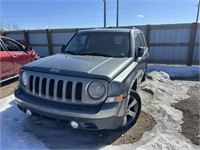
[{"x1": 1, "y1": 23, "x2": 199, "y2": 66}]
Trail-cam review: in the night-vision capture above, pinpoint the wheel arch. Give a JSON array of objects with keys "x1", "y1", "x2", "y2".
[{"x1": 131, "y1": 79, "x2": 137, "y2": 91}]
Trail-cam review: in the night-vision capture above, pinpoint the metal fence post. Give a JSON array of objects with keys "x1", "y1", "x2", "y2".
[
  {"x1": 46, "y1": 29, "x2": 53, "y2": 55},
  {"x1": 23, "y1": 30, "x2": 29, "y2": 46},
  {"x1": 146, "y1": 25, "x2": 151, "y2": 47},
  {"x1": 187, "y1": 22, "x2": 197, "y2": 66},
  {"x1": 1, "y1": 30, "x2": 5, "y2": 36}
]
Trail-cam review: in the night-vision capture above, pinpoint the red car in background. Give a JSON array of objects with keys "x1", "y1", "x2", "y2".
[{"x1": 0, "y1": 36, "x2": 39, "y2": 82}]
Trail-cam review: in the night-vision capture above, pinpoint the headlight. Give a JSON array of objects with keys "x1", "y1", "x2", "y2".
[
  {"x1": 88, "y1": 82, "x2": 105, "y2": 99},
  {"x1": 21, "y1": 71, "x2": 28, "y2": 86}
]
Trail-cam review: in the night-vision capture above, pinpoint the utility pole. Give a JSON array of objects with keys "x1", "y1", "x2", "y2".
[
  {"x1": 103, "y1": 0, "x2": 106, "y2": 28},
  {"x1": 116, "y1": 0, "x2": 119, "y2": 27},
  {"x1": 196, "y1": 0, "x2": 200, "y2": 23}
]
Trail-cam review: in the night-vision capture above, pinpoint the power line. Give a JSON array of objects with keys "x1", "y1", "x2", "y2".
[
  {"x1": 1, "y1": 0, "x2": 180, "y2": 18},
  {"x1": 1, "y1": 0, "x2": 195, "y2": 18},
  {"x1": 1, "y1": 0, "x2": 197, "y2": 29},
  {"x1": 9, "y1": 4, "x2": 194, "y2": 25}
]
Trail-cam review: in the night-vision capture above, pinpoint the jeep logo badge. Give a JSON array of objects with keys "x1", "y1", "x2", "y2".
[{"x1": 50, "y1": 68, "x2": 60, "y2": 73}]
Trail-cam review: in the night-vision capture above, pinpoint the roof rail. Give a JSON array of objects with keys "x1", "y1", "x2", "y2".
[{"x1": 95, "y1": 26, "x2": 120, "y2": 29}]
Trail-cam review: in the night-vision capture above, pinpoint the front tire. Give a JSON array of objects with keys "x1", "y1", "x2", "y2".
[{"x1": 119, "y1": 90, "x2": 141, "y2": 131}]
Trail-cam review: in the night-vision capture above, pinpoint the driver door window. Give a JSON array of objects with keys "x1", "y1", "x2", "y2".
[{"x1": 134, "y1": 33, "x2": 142, "y2": 59}]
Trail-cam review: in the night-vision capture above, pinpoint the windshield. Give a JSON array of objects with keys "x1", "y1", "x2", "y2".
[{"x1": 63, "y1": 31, "x2": 130, "y2": 57}]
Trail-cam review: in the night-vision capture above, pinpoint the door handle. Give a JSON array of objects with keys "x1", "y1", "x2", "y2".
[{"x1": 13, "y1": 55, "x2": 18, "y2": 58}]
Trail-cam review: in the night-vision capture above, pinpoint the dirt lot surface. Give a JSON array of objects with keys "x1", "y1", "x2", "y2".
[
  {"x1": 0, "y1": 78, "x2": 199, "y2": 147},
  {"x1": 0, "y1": 78, "x2": 18, "y2": 99},
  {"x1": 173, "y1": 84, "x2": 200, "y2": 145},
  {"x1": 110, "y1": 112, "x2": 156, "y2": 145}
]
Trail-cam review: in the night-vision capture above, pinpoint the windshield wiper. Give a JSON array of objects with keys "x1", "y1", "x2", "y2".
[
  {"x1": 80, "y1": 52, "x2": 112, "y2": 57},
  {"x1": 64, "y1": 51, "x2": 112, "y2": 57},
  {"x1": 64, "y1": 51, "x2": 79, "y2": 55}
]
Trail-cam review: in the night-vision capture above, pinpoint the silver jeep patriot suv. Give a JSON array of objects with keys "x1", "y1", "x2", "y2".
[{"x1": 15, "y1": 28, "x2": 149, "y2": 130}]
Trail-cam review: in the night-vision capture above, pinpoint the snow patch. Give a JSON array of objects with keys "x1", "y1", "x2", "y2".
[
  {"x1": 131, "y1": 72, "x2": 198, "y2": 150},
  {"x1": 0, "y1": 95, "x2": 47, "y2": 150},
  {"x1": 148, "y1": 65, "x2": 200, "y2": 78}
]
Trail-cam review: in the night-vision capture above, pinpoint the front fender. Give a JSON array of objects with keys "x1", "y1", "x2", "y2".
[{"x1": 108, "y1": 62, "x2": 138, "y2": 97}]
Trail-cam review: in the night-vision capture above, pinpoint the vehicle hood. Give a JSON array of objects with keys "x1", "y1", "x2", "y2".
[{"x1": 23, "y1": 54, "x2": 133, "y2": 81}]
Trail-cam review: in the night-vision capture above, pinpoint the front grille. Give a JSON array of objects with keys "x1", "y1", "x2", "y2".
[
  {"x1": 27, "y1": 75, "x2": 83, "y2": 102},
  {"x1": 21, "y1": 70, "x2": 108, "y2": 105}
]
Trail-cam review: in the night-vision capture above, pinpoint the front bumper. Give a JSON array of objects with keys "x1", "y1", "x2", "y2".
[{"x1": 15, "y1": 87, "x2": 128, "y2": 130}]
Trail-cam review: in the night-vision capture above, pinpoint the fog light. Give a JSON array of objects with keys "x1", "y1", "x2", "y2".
[
  {"x1": 26, "y1": 109, "x2": 32, "y2": 115},
  {"x1": 70, "y1": 121, "x2": 79, "y2": 129}
]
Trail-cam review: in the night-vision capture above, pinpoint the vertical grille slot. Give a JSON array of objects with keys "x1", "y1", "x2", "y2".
[
  {"x1": 66, "y1": 81, "x2": 73, "y2": 99},
  {"x1": 42, "y1": 78, "x2": 47, "y2": 95},
  {"x1": 35, "y1": 77, "x2": 40, "y2": 94},
  {"x1": 49, "y1": 79, "x2": 55, "y2": 97},
  {"x1": 57, "y1": 80, "x2": 63, "y2": 98},
  {"x1": 53, "y1": 80, "x2": 58, "y2": 100},
  {"x1": 75, "y1": 82, "x2": 83, "y2": 100},
  {"x1": 29, "y1": 75, "x2": 33, "y2": 92},
  {"x1": 46, "y1": 79, "x2": 50, "y2": 98}
]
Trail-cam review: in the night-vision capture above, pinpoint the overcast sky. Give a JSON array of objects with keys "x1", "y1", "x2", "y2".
[{"x1": 0, "y1": 0, "x2": 199, "y2": 30}]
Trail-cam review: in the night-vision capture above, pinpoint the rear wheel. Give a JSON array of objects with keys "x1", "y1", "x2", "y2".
[{"x1": 119, "y1": 90, "x2": 141, "y2": 130}]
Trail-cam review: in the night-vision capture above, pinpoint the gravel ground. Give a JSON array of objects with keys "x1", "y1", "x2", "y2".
[{"x1": 0, "y1": 78, "x2": 199, "y2": 146}]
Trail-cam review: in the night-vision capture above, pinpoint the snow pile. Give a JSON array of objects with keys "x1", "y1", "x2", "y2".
[
  {"x1": 103, "y1": 71, "x2": 199, "y2": 150},
  {"x1": 133, "y1": 71, "x2": 197, "y2": 149},
  {"x1": 148, "y1": 65, "x2": 200, "y2": 78},
  {"x1": 0, "y1": 95, "x2": 47, "y2": 150}
]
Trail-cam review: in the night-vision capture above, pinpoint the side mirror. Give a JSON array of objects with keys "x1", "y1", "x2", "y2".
[
  {"x1": 61, "y1": 45, "x2": 66, "y2": 53},
  {"x1": 24, "y1": 46, "x2": 32, "y2": 52},
  {"x1": 138, "y1": 47, "x2": 145, "y2": 57}
]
